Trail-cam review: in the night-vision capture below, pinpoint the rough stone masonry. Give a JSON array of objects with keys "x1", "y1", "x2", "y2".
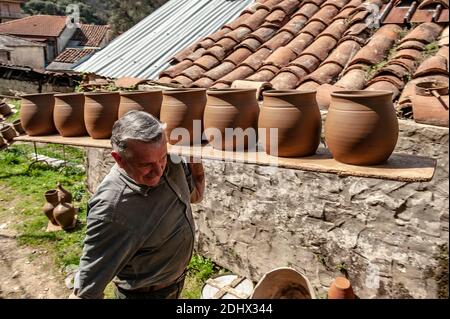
[{"x1": 86, "y1": 118, "x2": 449, "y2": 299}]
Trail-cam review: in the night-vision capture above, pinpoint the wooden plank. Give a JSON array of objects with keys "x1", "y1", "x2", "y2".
[{"x1": 13, "y1": 135, "x2": 437, "y2": 182}]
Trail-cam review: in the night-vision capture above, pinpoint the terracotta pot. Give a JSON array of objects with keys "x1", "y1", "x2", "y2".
[
  {"x1": 0, "y1": 124, "x2": 17, "y2": 142},
  {"x1": 118, "y1": 91, "x2": 163, "y2": 119},
  {"x1": 84, "y1": 92, "x2": 120, "y2": 139},
  {"x1": 325, "y1": 90, "x2": 398, "y2": 165},
  {"x1": 43, "y1": 189, "x2": 59, "y2": 225},
  {"x1": 57, "y1": 182, "x2": 72, "y2": 203},
  {"x1": 54, "y1": 93, "x2": 87, "y2": 137},
  {"x1": 13, "y1": 119, "x2": 25, "y2": 135},
  {"x1": 0, "y1": 102, "x2": 12, "y2": 116},
  {"x1": 328, "y1": 277, "x2": 356, "y2": 299},
  {"x1": 0, "y1": 136, "x2": 6, "y2": 150},
  {"x1": 412, "y1": 81, "x2": 449, "y2": 127},
  {"x1": 53, "y1": 194, "x2": 76, "y2": 230},
  {"x1": 204, "y1": 88, "x2": 260, "y2": 151},
  {"x1": 160, "y1": 88, "x2": 206, "y2": 145},
  {"x1": 20, "y1": 93, "x2": 56, "y2": 136},
  {"x1": 259, "y1": 90, "x2": 321, "y2": 157}
]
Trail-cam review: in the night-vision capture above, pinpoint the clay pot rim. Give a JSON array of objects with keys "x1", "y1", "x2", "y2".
[
  {"x1": 12, "y1": 119, "x2": 21, "y2": 124},
  {"x1": 45, "y1": 189, "x2": 58, "y2": 196},
  {"x1": 84, "y1": 91, "x2": 120, "y2": 96},
  {"x1": 263, "y1": 89, "x2": 316, "y2": 96},
  {"x1": 120, "y1": 90, "x2": 162, "y2": 96},
  {"x1": 207, "y1": 88, "x2": 257, "y2": 95},
  {"x1": 0, "y1": 125, "x2": 13, "y2": 132},
  {"x1": 331, "y1": 90, "x2": 393, "y2": 98},
  {"x1": 21, "y1": 93, "x2": 55, "y2": 98},
  {"x1": 163, "y1": 88, "x2": 206, "y2": 93},
  {"x1": 54, "y1": 92, "x2": 85, "y2": 97}
]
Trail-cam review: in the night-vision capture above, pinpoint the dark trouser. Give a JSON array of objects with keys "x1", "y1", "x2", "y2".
[{"x1": 114, "y1": 278, "x2": 185, "y2": 299}]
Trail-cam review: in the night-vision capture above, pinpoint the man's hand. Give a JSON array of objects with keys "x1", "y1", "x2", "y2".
[{"x1": 188, "y1": 158, "x2": 205, "y2": 204}]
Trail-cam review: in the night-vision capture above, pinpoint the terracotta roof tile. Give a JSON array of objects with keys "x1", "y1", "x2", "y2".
[
  {"x1": 321, "y1": 40, "x2": 361, "y2": 68},
  {"x1": 172, "y1": 75, "x2": 194, "y2": 87},
  {"x1": 318, "y1": 19, "x2": 348, "y2": 41},
  {"x1": 300, "y1": 35, "x2": 338, "y2": 61},
  {"x1": 172, "y1": 40, "x2": 202, "y2": 63},
  {"x1": 240, "y1": 47, "x2": 273, "y2": 70},
  {"x1": 192, "y1": 77, "x2": 215, "y2": 88},
  {"x1": 247, "y1": 65, "x2": 280, "y2": 81},
  {"x1": 246, "y1": 25, "x2": 278, "y2": 43},
  {"x1": 286, "y1": 32, "x2": 315, "y2": 55},
  {"x1": 239, "y1": 8, "x2": 271, "y2": 30},
  {"x1": 349, "y1": 25, "x2": 402, "y2": 66},
  {"x1": 54, "y1": 48, "x2": 96, "y2": 63},
  {"x1": 290, "y1": 54, "x2": 321, "y2": 73},
  {"x1": 271, "y1": 65, "x2": 307, "y2": 89},
  {"x1": 204, "y1": 62, "x2": 237, "y2": 80},
  {"x1": 399, "y1": 22, "x2": 444, "y2": 43},
  {"x1": 264, "y1": 46, "x2": 297, "y2": 67},
  {"x1": 300, "y1": 20, "x2": 327, "y2": 37},
  {"x1": 273, "y1": 0, "x2": 302, "y2": 14},
  {"x1": 335, "y1": 68, "x2": 367, "y2": 89},
  {"x1": 205, "y1": 27, "x2": 233, "y2": 42},
  {"x1": 292, "y1": 2, "x2": 321, "y2": 19},
  {"x1": 214, "y1": 65, "x2": 255, "y2": 85},
  {"x1": 0, "y1": 15, "x2": 67, "y2": 38},
  {"x1": 237, "y1": 38, "x2": 262, "y2": 52},
  {"x1": 194, "y1": 55, "x2": 220, "y2": 70},
  {"x1": 181, "y1": 65, "x2": 207, "y2": 81},
  {"x1": 224, "y1": 47, "x2": 254, "y2": 65},
  {"x1": 72, "y1": 24, "x2": 109, "y2": 47},
  {"x1": 185, "y1": 48, "x2": 207, "y2": 62},
  {"x1": 309, "y1": 4, "x2": 339, "y2": 24},
  {"x1": 392, "y1": 49, "x2": 423, "y2": 61},
  {"x1": 262, "y1": 30, "x2": 294, "y2": 50},
  {"x1": 414, "y1": 46, "x2": 449, "y2": 77},
  {"x1": 205, "y1": 46, "x2": 228, "y2": 61},
  {"x1": 160, "y1": 60, "x2": 193, "y2": 78},
  {"x1": 279, "y1": 15, "x2": 308, "y2": 35},
  {"x1": 198, "y1": 38, "x2": 216, "y2": 49}
]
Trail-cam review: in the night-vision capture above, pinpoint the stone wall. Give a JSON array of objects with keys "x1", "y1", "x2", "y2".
[
  {"x1": 0, "y1": 78, "x2": 74, "y2": 95},
  {"x1": 85, "y1": 118, "x2": 449, "y2": 299}
]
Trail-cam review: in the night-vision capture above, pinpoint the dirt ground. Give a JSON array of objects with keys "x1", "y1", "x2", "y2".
[{"x1": 0, "y1": 208, "x2": 69, "y2": 299}]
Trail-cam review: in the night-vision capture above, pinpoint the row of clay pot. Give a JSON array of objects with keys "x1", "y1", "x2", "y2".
[
  {"x1": 43, "y1": 182, "x2": 76, "y2": 230},
  {"x1": 161, "y1": 88, "x2": 398, "y2": 165},
  {"x1": 20, "y1": 91, "x2": 163, "y2": 139},
  {"x1": 19, "y1": 88, "x2": 398, "y2": 166}
]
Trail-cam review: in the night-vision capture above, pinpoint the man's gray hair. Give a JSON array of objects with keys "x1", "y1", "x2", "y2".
[{"x1": 111, "y1": 110, "x2": 165, "y2": 157}]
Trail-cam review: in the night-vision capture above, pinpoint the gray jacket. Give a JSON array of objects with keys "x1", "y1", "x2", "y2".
[{"x1": 74, "y1": 155, "x2": 195, "y2": 299}]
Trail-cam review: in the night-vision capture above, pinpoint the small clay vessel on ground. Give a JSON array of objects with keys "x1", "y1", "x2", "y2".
[
  {"x1": 259, "y1": 90, "x2": 321, "y2": 157},
  {"x1": 328, "y1": 277, "x2": 356, "y2": 299},
  {"x1": 53, "y1": 194, "x2": 76, "y2": 230},
  {"x1": 412, "y1": 81, "x2": 449, "y2": 127},
  {"x1": 57, "y1": 182, "x2": 72, "y2": 203},
  {"x1": 0, "y1": 102, "x2": 12, "y2": 116},
  {"x1": 20, "y1": 93, "x2": 56, "y2": 136},
  {"x1": 118, "y1": 91, "x2": 163, "y2": 119},
  {"x1": 160, "y1": 88, "x2": 206, "y2": 145},
  {"x1": 13, "y1": 119, "x2": 25, "y2": 135},
  {"x1": 204, "y1": 88, "x2": 260, "y2": 151},
  {"x1": 84, "y1": 92, "x2": 120, "y2": 139},
  {"x1": 54, "y1": 93, "x2": 87, "y2": 137},
  {"x1": 325, "y1": 90, "x2": 399, "y2": 166},
  {"x1": 43, "y1": 189, "x2": 59, "y2": 225},
  {"x1": 0, "y1": 136, "x2": 7, "y2": 150},
  {"x1": 0, "y1": 124, "x2": 17, "y2": 142}
]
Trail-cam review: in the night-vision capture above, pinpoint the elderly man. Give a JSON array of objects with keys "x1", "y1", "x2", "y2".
[{"x1": 71, "y1": 111, "x2": 205, "y2": 299}]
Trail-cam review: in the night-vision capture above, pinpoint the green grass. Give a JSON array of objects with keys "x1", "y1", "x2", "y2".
[
  {"x1": 0, "y1": 143, "x2": 223, "y2": 298},
  {"x1": 0, "y1": 144, "x2": 88, "y2": 269}
]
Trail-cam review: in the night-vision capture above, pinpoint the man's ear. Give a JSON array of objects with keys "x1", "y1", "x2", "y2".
[{"x1": 111, "y1": 151, "x2": 125, "y2": 168}]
